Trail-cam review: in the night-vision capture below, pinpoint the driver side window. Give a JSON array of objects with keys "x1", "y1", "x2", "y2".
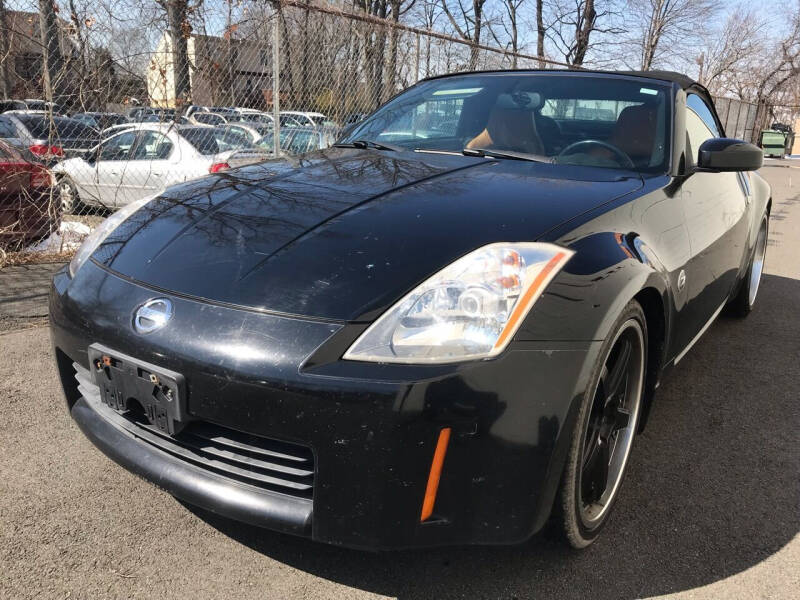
[
  {"x1": 686, "y1": 94, "x2": 721, "y2": 165},
  {"x1": 97, "y1": 131, "x2": 136, "y2": 161}
]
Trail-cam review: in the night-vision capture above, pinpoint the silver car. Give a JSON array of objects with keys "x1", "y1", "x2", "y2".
[
  {"x1": 227, "y1": 125, "x2": 340, "y2": 168},
  {"x1": 0, "y1": 113, "x2": 99, "y2": 161}
]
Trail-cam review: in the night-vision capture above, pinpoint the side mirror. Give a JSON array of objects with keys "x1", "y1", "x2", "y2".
[{"x1": 697, "y1": 138, "x2": 763, "y2": 172}]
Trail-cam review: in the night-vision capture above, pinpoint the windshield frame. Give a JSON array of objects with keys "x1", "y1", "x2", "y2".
[{"x1": 340, "y1": 71, "x2": 676, "y2": 175}]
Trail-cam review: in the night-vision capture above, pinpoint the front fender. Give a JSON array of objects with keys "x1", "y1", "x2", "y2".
[{"x1": 518, "y1": 230, "x2": 673, "y2": 346}]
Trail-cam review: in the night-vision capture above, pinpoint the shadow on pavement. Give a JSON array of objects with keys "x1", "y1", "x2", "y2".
[{"x1": 189, "y1": 273, "x2": 800, "y2": 599}]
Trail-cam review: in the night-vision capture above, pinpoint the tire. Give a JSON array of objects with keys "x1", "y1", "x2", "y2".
[
  {"x1": 728, "y1": 216, "x2": 768, "y2": 318},
  {"x1": 559, "y1": 300, "x2": 648, "y2": 548},
  {"x1": 58, "y1": 177, "x2": 80, "y2": 215}
]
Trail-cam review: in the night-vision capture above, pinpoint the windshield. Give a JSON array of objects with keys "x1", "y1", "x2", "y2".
[{"x1": 341, "y1": 73, "x2": 672, "y2": 172}]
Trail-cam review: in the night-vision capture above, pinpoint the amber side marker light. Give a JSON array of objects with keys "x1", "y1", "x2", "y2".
[{"x1": 420, "y1": 427, "x2": 452, "y2": 522}]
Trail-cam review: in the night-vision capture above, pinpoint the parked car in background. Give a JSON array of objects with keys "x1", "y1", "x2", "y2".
[
  {"x1": 281, "y1": 110, "x2": 328, "y2": 127},
  {"x1": 142, "y1": 114, "x2": 191, "y2": 125},
  {"x1": 99, "y1": 123, "x2": 138, "y2": 139},
  {"x1": 70, "y1": 112, "x2": 129, "y2": 131},
  {"x1": 0, "y1": 115, "x2": 23, "y2": 146},
  {"x1": 264, "y1": 125, "x2": 339, "y2": 154},
  {"x1": 51, "y1": 123, "x2": 247, "y2": 210},
  {"x1": 278, "y1": 113, "x2": 305, "y2": 127},
  {"x1": 233, "y1": 108, "x2": 274, "y2": 124},
  {"x1": 23, "y1": 99, "x2": 64, "y2": 114},
  {"x1": 190, "y1": 112, "x2": 228, "y2": 126},
  {"x1": 127, "y1": 107, "x2": 177, "y2": 122},
  {"x1": 0, "y1": 140, "x2": 55, "y2": 245},
  {"x1": 220, "y1": 122, "x2": 273, "y2": 144},
  {"x1": 0, "y1": 100, "x2": 28, "y2": 113},
  {"x1": 227, "y1": 125, "x2": 339, "y2": 167},
  {"x1": 280, "y1": 110, "x2": 328, "y2": 127},
  {"x1": 0, "y1": 114, "x2": 99, "y2": 161},
  {"x1": 184, "y1": 105, "x2": 207, "y2": 118}
]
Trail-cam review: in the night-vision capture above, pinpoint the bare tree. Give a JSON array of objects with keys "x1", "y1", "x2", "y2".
[
  {"x1": 488, "y1": 0, "x2": 527, "y2": 68},
  {"x1": 0, "y1": 0, "x2": 10, "y2": 99},
  {"x1": 747, "y1": 4, "x2": 800, "y2": 129},
  {"x1": 627, "y1": 0, "x2": 720, "y2": 71},
  {"x1": 385, "y1": 0, "x2": 416, "y2": 100},
  {"x1": 39, "y1": 0, "x2": 65, "y2": 105},
  {"x1": 155, "y1": 0, "x2": 193, "y2": 105},
  {"x1": 536, "y1": 0, "x2": 545, "y2": 67},
  {"x1": 355, "y1": 0, "x2": 389, "y2": 107},
  {"x1": 696, "y1": 8, "x2": 766, "y2": 94},
  {"x1": 419, "y1": 0, "x2": 441, "y2": 76},
  {"x1": 550, "y1": 0, "x2": 620, "y2": 66},
  {"x1": 440, "y1": 0, "x2": 488, "y2": 69}
]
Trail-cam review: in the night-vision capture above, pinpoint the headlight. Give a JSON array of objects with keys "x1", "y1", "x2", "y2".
[
  {"x1": 343, "y1": 242, "x2": 573, "y2": 364},
  {"x1": 68, "y1": 195, "x2": 158, "y2": 277}
]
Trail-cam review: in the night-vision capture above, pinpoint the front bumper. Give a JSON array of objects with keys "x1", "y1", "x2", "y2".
[
  {"x1": 51, "y1": 261, "x2": 600, "y2": 549},
  {"x1": 71, "y1": 393, "x2": 313, "y2": 534}
]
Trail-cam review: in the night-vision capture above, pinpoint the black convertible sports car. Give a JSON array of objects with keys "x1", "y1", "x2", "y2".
[{"x1": 51, "y1": 70, "x2": 769, "y2": 550}]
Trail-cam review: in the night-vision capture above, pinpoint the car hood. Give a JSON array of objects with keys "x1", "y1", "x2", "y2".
[{"x1": 93, "y1": 148, "x2": 642, "y2": 321}]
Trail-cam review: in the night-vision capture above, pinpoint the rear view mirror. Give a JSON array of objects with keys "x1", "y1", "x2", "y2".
[{"x1": 697, "y1": 138, "x2": 763, "y2": 172}]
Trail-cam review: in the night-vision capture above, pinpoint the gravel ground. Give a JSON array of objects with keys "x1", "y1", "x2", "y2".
[{"x1": 1, "y1": 166, "x2": 798, "y2": 600}]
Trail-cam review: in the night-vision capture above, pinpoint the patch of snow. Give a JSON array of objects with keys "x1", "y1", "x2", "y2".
[{"x1": 27, "y1": 220, "x2": 94, "y2": 253}]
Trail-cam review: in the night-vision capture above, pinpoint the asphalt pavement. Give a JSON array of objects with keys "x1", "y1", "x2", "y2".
[{"x1": 1, "y1": 165, "x2": 798, "y2": 599}]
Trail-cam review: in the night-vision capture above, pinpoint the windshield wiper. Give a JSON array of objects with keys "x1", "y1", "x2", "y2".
[
  {"x1": 334, "y1": 139, "x2": 404, "y2": 152},
  {"x1": 462, "y1": 147, "x2": 552, "y2": 164}
]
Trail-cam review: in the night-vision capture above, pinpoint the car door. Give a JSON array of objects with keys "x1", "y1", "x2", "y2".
[
  {"x1": 119, "y1": 130, "x2": 176, "y2": 204},
  {"x1": 94, "y1": 130, "x2": 137, "y2": 207},
  {"x1": 674, "y1": 93, "x2": 751, "y2": 356}
]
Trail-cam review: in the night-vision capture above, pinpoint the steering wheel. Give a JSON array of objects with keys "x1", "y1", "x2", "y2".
[{"x1": 557, "y1": 139, "x2": 635, "y2": 169}]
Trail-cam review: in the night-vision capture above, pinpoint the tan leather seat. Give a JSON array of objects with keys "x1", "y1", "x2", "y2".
[
  {"x1": 610, "y1": 105, "x2": 658, "y2": 164},
  {"x1": 466, "y1": 107, "x2": 544, "y2": 155}
]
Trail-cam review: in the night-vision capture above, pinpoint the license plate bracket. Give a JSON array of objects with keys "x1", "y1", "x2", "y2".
[{"x1": 88, "y1": 343, "x2": 188, "y2": 435}]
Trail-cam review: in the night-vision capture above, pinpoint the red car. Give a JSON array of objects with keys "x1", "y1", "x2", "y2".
[{"x1": 0, "y1": 140, "x2": 56, "y2": 247}]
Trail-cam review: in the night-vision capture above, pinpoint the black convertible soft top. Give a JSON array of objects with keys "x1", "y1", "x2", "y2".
[
  {"x1": 608, "y1": 70, "x2": 696, "y2": 89},
  {"x1": 423, "y1": 69, "x2": 698, "y2": 90}
]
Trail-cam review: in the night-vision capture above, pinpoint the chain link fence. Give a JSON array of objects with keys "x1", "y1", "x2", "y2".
[{"x1": 0, "y1": 0, "x2": 783, "y2": 265}]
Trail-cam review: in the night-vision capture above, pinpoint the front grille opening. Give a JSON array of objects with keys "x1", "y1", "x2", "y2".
[
  {"x1": 124, "y1": 397, "x2": 147, "y2": 419},
  {"x1": 72, "y1": 362, "x2": 315, "y2": 499},
  {"x1": 55, "y1": 348, "x2": 82, "y2": 409}
]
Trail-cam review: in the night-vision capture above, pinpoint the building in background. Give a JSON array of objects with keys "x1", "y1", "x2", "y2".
[
  {"x1": 0, "y1": 10, "x2": 146, "y2": 111},
  {"x1": 147, "y1": 32, "x2": 272, "y2": 109},
  {"x1": 0, "y1": 10, "x2": 77, "y2": 100}
]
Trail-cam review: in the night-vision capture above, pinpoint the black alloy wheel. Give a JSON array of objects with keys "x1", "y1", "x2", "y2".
[{"x1": 560, "y1": 300, "x2": 647, "y2": 548}]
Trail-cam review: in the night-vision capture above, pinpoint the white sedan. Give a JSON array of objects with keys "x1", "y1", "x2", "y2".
[{"x1": 52, "y1": 123, "x2": 244, "y2": 210}]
